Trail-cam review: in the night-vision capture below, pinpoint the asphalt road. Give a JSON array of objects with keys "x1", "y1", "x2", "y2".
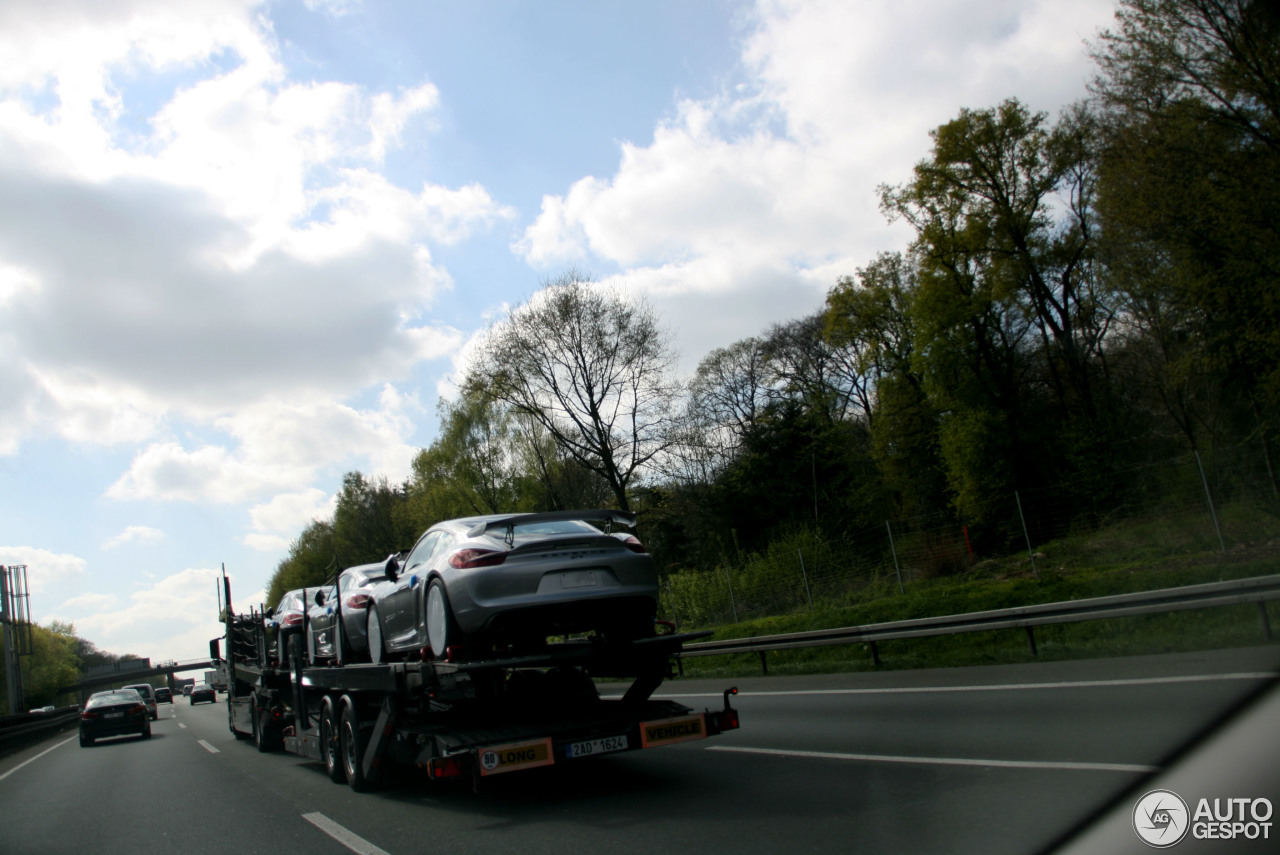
[{"x1": 2, "y1": 646, "x2": 1277, "y2": 855}]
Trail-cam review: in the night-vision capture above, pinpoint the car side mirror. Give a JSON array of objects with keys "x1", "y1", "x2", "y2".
[
  {"x1": 314, "y1": 589, "x2": 326, "y2": 606},
  {"x1": 264, "y1": 607, "x2": 274, "y2": 619},
  {"x1": 385, "y1": 553, "x2": 401, "y2": 582}
]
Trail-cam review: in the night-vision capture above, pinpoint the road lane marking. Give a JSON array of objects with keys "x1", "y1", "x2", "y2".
[
  {"x1": 197, "y1": 739, "x2": 221, "y2": 754},
  {"x1": 0, "y1": 736, "x2": 76, "y2": 783},
  {"x1": 303, "y1": 812, "x2": 391, "y2": 855},
  {"x1": 178, "y1": 723, "x2": 187, "y2": 729},
  {"x1": 608, "y1": 672, "x2": 1277, "y2": 700},
  {"x1": 707, "y1": 745, "x2": 1158, "y2": 774}
]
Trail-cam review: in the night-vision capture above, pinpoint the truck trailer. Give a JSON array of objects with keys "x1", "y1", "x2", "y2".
[{"x1": 215, "y1": 574, "x2": 739, "y2": 791}]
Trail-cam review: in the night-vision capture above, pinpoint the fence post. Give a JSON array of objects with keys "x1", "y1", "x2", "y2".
[
  {"x1": 1194, "y1": 450, "x2": 1227, "y2": 554},
  {"x1": 723, "y1": 565, "x2": 739, "y2": 623},
  {"x1": 885, "y1": 521, "x2": 905, "y2": 594},
  {"x1": 797, "y1": 549, "x2": 814, "y2": 612},
  {"x1": 1015, "y1": 492, "x2": 1040, "y2": 580}
]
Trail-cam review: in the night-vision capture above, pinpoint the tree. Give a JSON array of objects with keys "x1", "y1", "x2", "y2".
[
  {"x1": 1092, "y1": 0, "x2": 1280, "y2": 463},
  {"x1": 465, "y1": 272, "x2": 681, "y2": 512}
]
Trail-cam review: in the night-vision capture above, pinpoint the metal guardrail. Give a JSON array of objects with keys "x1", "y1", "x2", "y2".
[
  {"x1": 0, "y1": 709, "x2": 79, "y2": 748},
  {"x1": 679, "y1": 574, "x2": 1280, "y2": 671}
]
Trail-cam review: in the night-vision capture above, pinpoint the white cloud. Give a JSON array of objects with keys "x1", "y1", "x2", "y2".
[
  {"x1": 105, "y1": 385, "x2": 425, "y2": 504},
  {"x1": 0, "y1": 546, "x2": 87, "y2": 595},
  {"x1": 68, "y1": 566, "x2": 231, "y2": 660},
  {"x1": 243, "y1": 488, "x2": 335, "y2": 551},
  {"x1": 0, "y1": 0, "x2": 505, "y2": 467},
  {"x1": 58, "y1": 592, "x2": 118, "y2": 612},
  {"x1": 102, "y1": 525, "x2": 165, "y2": 550},
  {"x1": 518, "y1": 0, "x2": 1116, "y2": 358}
]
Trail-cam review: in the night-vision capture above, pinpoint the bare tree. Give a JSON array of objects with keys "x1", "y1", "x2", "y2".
[{"x1": 465, "y1": 272, "x2": 681, "y2": 513}]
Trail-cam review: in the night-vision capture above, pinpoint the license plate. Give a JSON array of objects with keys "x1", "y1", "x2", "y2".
[
  {"x1": 105, "y1": 712, "x2": 124, "y2": 719},
  {"x1": 559, "y1": 570, "x2": 599, "y2": 589},
  {"x1": 565, "y1": 735, "x2": 629, "y2": 758}
]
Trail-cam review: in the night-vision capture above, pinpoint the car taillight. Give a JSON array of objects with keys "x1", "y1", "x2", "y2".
[
  {"x1": 449, "y1": 548, "x2": 506, "y2": 569},
  {"x1": 81, "y1": 710, "x2": 98, "y2": 720},
  {"x1": 281, "y1": 613, "x2": 303, "y2": 626},
  {"x1": 621, "y1": 535, "x2": 647, "y2": 553},
  {"x1": 343, "y1": 593, "x2": 371, "y2": 610},
  {"x1": 129, "y1": 704, "x2": 145, "y2": 714}
]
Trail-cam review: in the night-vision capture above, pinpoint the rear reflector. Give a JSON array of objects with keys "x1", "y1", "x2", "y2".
[{"x1": 429, "y1": 756, "x2": 464, "y2": 779}]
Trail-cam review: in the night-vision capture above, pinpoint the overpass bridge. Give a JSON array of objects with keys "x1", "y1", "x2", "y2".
[{"x1": 62, "y1": 658, "x2": 217, "y2": 701}]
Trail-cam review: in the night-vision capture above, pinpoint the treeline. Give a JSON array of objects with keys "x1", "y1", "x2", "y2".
[
  {"x1": 0, "y1": 622, "x2": 143, "y2": 713},
  {"x1": 266, "y1": 0, "x2": 1280, "y2": 607}
]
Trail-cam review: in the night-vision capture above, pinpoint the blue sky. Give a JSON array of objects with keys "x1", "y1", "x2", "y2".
[{"x1": 0, "y1": 0, "x2": 1116, "y2": 662}]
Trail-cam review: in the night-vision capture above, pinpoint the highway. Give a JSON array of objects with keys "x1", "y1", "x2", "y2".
[{"x1": 2, "y1": 646, "x2": 1277, "y2": 855}]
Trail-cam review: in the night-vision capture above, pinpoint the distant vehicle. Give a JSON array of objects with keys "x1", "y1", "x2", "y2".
[
  {"x1": 122, "y1": 683, "x2": 158, "y2": 720},
  {"x1": 309, "y1": 561, "x2": 392, "y2": 663},
  {"x1": 28, "y1": 705, "x2": 56, "y2": 714},
  {"x1": 80, "y1": 689, "x2": 150, "y2": 746},
  {"x1": 155, "y1": 687, "x2": 173, "y2": 703},
  {"x1": 368, "y1": 510, "x2": 657, "y2": 662},
  {"x1": 189, "y1": 683, "x2": 216, "y2": 704}
]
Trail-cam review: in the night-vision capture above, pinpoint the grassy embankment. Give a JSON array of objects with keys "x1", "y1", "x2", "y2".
[{"x1": 665, "y1": 505, "x2": 1280, "y2": 680}]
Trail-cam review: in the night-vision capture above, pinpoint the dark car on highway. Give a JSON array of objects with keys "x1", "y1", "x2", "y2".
[
  {"x1": 155, "y1": 687, "x2": 172, "y2": 703},
  {"x1": 189, "y1": 683, "x2": 216, "y2": 704},
  {"x1": 366, "y1": 510, "x2": 657, "y2": 663},
  {"x1": 80, "y1": 689, "x2": 151, "y2": 746}
]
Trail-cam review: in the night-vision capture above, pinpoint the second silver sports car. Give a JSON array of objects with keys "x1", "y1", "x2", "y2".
[{"x1": 365, "y1": 510, "x2": 658, "y2": 662}]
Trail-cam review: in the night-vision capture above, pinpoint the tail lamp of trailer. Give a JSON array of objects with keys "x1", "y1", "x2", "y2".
[
  {"x1": 428, "y1": 755, "x2": 466, "y2": 779},
  {"x1": 705, "y1": 686, "x2": 741, "y2": 734}
]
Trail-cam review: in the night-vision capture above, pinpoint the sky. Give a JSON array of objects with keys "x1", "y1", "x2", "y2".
[{"x1": 0, "y1": 0, "x2": 1118, "y2": 664}]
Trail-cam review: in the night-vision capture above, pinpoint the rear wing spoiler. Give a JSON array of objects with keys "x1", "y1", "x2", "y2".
[{"x1": 466, "y1": 509, "x2": 637, "y2": 539}]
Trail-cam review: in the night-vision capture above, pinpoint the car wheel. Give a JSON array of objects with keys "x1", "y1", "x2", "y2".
[
  {"x1": 141, "y1": 724, "x2": 152, "y2": 739},
  {"x1": 79, "y1": 732, "x2": 93, "y2": 748},
  {"x1": 367, "y1": 606, "x2": 385, "y2": 665},
  {"x1": 320, "y1": 698, "x2": 344, "y2": 783},
  {"x1": 339, "y1": 697, "x2": 373, "y2": 793},
  {"x1": 426, "y1": 578, "x2": 460, "y2": 659}
]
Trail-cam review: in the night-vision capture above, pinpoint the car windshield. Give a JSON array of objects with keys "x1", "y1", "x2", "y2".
[{"x1": 509, "y1": 519, "x2": 600, "y2": 537}]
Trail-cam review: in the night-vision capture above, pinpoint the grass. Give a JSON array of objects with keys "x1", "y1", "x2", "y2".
[{"x1": 665, "y1": 525, "x2": 1280, "y2": 681}]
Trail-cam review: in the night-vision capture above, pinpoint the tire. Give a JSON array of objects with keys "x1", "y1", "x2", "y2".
[
  {"x1": 254, "y1": 706, "x2": 278, "y2": 753},
  {"x1": 425, "y1": 578, "x2": 460, "y2": 660},
  {"x1": 367, "y1": 606, "x2": 386, "y2": 665},
  {"x1": 320, "y1": 698, "x2": 344, "y2": 783},
  {"x1": 339, "y1": 698, "x2": 372, "y2": 793},
  {"x1": 141, "y1": 724, "x2": 152, "y2": 740},
  {"x1": 79, "y1": 732, "x2": 93, "y2": 748}
]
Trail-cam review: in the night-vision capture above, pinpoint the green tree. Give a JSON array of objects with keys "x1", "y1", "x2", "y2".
[{"x1": 466, "y1": 272, "x2": 681, "y2": 513}]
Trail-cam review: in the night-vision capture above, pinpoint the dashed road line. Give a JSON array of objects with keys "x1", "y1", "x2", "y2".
[
  {"x1": 303, "y1": 812, "x2": 391, "y2": 855},
  {"x1": 197, "y1": 739, "x2": 220, "y2": 754}
]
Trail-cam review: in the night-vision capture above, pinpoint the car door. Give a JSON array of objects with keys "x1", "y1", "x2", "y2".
[{"x1": 383, "y1": 531, "x2": 443, "y2": 649}]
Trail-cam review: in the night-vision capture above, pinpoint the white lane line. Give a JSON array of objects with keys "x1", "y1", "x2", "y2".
[
  {"x1": 707, "y1": 745, "x2": 1158, "y2": 774},
  {"x1": 303, "y1": 812, "x2": 391, "y2": 855},
  {"x1": 0, "y1": 736, "x2": 76, "y2": 783},
  {"x1": 178, "y1": 723, "x2": 188, "y2": 729},
  {"x1": 197, "y1": 739, "x2": 221, "y2": 754},
  {"x1": 607, "y1": 672, "x2": 1278, "y2": 699}
]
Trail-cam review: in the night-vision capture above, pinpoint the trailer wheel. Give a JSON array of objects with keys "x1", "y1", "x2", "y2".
[
  {"x1": 339, "y1": 697, "x2": 373, "y2": 792},
  {"x1": 367, "y1": 607, "x2": 386, "y2": 664},
  {"x1": 253, "y1": 707, "x2": 276, "y2": 753},
  {"x1": 320, "y1": 698, "x2": 344, "y2": 783}
]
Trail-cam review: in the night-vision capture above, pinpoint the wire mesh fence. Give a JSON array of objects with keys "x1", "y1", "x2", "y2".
[{"x1": 658, "y1": 448, "x2": 1280, "y2": 629}]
